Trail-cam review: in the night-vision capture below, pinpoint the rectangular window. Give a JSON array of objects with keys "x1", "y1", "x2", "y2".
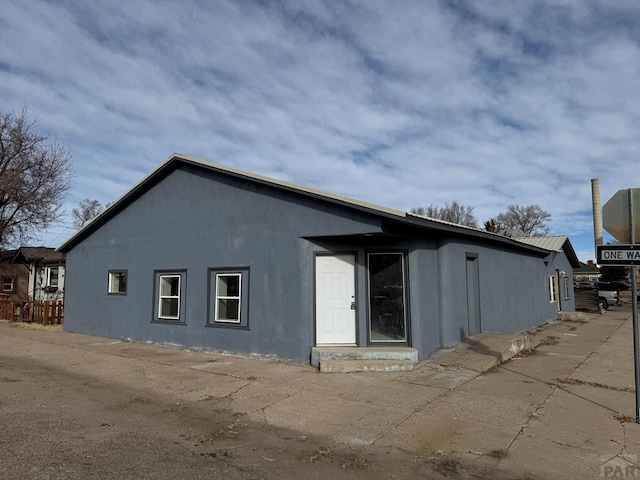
[
  {"x1": 563, "y1": 276, "x2": 570, "y2": 300},
  {"x1": 159, "y1": 275, "x2": 180, "y2": 319},
  {"x1": 1, "y1": 277, "x2": 15, "y2": 293},
  {"x1": 47, "y1": 267, "x2": 59, "y2": 287},
  {"x1": 548, "y1": 276, "x2": 557, "y2": 303},
  {"x1": 152, "y1": 270, "x2": 186, "y2": 323},
  {"x1": 208, "y1": 268, "x2": 249, "y2": 328},
  {"x1": 215, "y1": 273, "x2": 241, "y2": 323},
  {"x1": 108, "y1": 271, "x2": 128, "y2": 294},
  {"x1": 368, "y1": 252, "x2": 407, "y2": 343}
]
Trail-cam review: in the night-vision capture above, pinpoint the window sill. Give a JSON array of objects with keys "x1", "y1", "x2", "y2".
[
  {"x1": 151, "y1": 319, "x2": 187, "y2": 325},
  {"x1": 205, "y1": 323, "x2": 250, "y2": 330}
]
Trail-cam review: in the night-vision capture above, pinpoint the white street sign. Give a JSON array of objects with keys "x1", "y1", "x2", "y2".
[{"x1": 597, "y1": 244, "x2": 640, "y2": 265}]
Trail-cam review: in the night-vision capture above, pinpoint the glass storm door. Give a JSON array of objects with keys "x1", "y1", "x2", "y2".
[{"x1": 368, "y1": 253, "x2": 407, "y2": 343}]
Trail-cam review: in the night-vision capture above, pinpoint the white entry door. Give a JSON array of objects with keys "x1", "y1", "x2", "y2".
[{"x1": 315, "y1": 254, "x2": 356, "y2": 345}]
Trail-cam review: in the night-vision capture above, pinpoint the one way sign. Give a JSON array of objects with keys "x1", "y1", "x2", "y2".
[{"x1": 597, "y1": 244, "x2": 640, "y2": 265}]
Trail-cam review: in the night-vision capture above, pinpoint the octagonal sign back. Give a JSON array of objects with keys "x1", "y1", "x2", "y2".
[{"x1": 602, "y1": 188, "x2": 640, "y2": 243}]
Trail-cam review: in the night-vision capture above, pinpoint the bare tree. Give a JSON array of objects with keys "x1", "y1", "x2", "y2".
[
  {"x1": 495, "y1": 204, "x2": 551, "y2": 236},
  {"x1": 72, "y1": 198, "x2": 103, "y2": 229},
  {"x1": 0, "y1": 107, "x2": 73, "y2": 248},
  {"x1": 411, "y1": 201, "x2": 478, "y2": 228}
]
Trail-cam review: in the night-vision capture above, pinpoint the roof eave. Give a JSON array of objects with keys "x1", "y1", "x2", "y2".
[{"x1": 398, "y1": 216, "x2": 553, "y2": 256}]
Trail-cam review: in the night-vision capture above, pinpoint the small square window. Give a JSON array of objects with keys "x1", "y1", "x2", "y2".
[
  {"x1": 108, "y1": 271, "x2": 128, "y2": 294},
  {"x1": 2, "y1": 277, "x2": 15, "y2": 293}
]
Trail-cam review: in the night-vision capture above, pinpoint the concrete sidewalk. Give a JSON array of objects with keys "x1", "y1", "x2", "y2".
[{"x1": 1, "y1": 306, "x2": 639, "y2": 478}]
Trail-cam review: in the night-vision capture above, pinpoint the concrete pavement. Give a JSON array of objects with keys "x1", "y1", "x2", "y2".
[{"x1": 1, "y1": 305, "x2": 639, "y2": 478}]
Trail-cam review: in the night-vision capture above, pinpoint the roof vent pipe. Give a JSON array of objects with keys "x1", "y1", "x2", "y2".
[{"x1": 592, "y1": 178, "x2": 603, "y2": 251}]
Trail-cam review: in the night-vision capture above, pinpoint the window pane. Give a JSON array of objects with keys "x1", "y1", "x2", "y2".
[
  {"x1": 160, "y1": 298, "x2": 179, "y2": 318},
  {"x1": 109, "y1": 272, "x2": 127, "y2": 293},
  {"x1": 160, "y1": 276, "x2": 179, "y2": 296},
  {"x1": 217, "y1": 299, "x2": 240, "y2": 321},
  {"x1": 49, "y1": 267, "x2": 59, "y2": 286},
  {"x1": 217, "y1": 275, "x2": 240, "y2": 297},
  {"x1": 369, "y1": 254, "x2": 406, "y2": 342},
  {"x1": 2, "y1": 277, "x2": 13, "y2": 292}
]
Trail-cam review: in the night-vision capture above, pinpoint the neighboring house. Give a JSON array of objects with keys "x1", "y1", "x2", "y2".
[
  {"x1": 513, "y1": 236, "x2": 580, "y2": 313},
  {"x1": 11, "y1": 247, "x2": 66, "y2": 301},
  {"x1": 0, "y1": 249, "x2": 29, "y2": 303},
  {"x1": 58, "y1": 154, "x2": 580, "y2": 364},
  {"x1": 573, "y1": 260, "x2": 601, "y2": 283}
]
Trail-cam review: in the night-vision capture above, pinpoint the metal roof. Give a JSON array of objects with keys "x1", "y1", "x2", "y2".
[
  {"x1": 405, "y1": 211, "x2": 487, "y2": 233},
  {"x1": 513, "y1": 235, "x2": 580, "y2": 268},
  {"x1": 58, "y1": 153, "x2": 569, "y2": 260},
  {"x1": 514, "y1": 236, "x2": 568, "y2": 251}
]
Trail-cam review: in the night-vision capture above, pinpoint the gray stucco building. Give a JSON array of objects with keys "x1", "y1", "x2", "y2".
[{"x1": 59, "y1": 154, "x2": 579, "y2": 364}]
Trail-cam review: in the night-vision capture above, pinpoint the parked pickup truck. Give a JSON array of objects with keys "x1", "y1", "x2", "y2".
[
  {"x1": 574, "y1": 281, "x2": 619, "y2": 311},
  {"x1": 597, "y1": 288, "x2": 618, "y2": 311}
]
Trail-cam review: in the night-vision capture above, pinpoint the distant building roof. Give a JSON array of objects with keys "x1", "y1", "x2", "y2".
[
  {"x1": 0, "y1": 249, "x2": 19, "y2": 262},
  {"x1": 574, "y1": 261, "x2": 600, "y2": 274},
  {"x1": 11, "y1": 247, "x2": 65, "y2": 265},
  {"x1": 503, "y1": 228, "x2": 526, "y2": 237}
]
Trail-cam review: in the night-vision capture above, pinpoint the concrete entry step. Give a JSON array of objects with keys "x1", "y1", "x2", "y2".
[
  {"x1": 311, "y1": 346, "x2": 418, "y2": 373},
  {"x1": 319, "y1": 359, "x2": 415, "y2": 373}
]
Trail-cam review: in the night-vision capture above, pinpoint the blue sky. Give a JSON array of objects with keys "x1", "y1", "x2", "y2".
[{"x1": 2, "y1": 0, "x2": 639, "y2": 261}]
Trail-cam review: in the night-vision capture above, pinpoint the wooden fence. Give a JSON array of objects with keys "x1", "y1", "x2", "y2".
[{"x1": 0, "y1": 300, "x2": 64, "y2": 325}]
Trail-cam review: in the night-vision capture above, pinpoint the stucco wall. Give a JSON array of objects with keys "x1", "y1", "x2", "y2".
[
  {"x1": 406, "y1": 240, "x2": 441, "y2": 359},
  {"x1": 64, "y1": 165, "x2": 384, "y2": 362},
  {"x1": 436, "y1": 239, "x2": 574, "y2": 347},
  {"x1": 63, "y1": 163, "x2": 575, "y2": 363}
]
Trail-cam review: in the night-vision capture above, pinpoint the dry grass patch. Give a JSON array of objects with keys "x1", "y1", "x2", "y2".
[
  {"x1": 12, "y1": 321, "x2": 62, "y2": 332},
  {"x1": 613, "y1": 414, "x2": 637, "y2": 424}
]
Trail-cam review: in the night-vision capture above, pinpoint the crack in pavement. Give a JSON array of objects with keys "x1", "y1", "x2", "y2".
[{"x1": 499, "y1": 312, "x2": 632, "y2": 465}]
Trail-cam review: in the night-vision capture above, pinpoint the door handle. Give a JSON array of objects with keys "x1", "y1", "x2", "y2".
[{"x1": 350, "y1": 302, "x2": 356, "y2": 310}]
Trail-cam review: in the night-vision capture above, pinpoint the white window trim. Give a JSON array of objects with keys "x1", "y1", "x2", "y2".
[
  {"x1": 2, "y1": 277, "x2": 14, "y2": 292},
  {"x1": 548, "y1": 276, "x2": 557, "y2": 303},
  {"x1": 108, "y1": 270, "x2": 127, "y2": 294},
  {"x1": 215, "y1": 273, "x2": 242, "y2": 324},
  {"x1": 158, "y1": 275, "x2": 181, "y2": 320},
  {"x1": 563, "y1": 276, "x2": 570, "y2": 300},
  {"x1": 47, "y1": 266, "x2": 59, "y2": 287}
]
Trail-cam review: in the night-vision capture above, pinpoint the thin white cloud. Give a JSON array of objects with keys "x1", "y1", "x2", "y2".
[{"x1": 1, "y1": 0, "x2": 639, "y2": 259}]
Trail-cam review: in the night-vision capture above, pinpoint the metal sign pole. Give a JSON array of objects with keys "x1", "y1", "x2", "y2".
[{"x1": 628, "y1": 188, "x2": 640, "y2": 423}]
